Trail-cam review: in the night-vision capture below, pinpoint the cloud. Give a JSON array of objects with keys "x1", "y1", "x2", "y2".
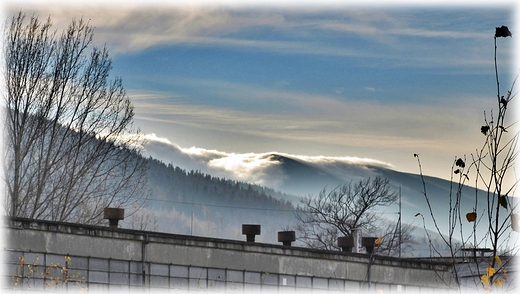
[
  {"x1": 142, "y1": 133, "x2": 394, "y2": 190},
  {"x1": 142, "y1": 133, "x2": 288, "y2": 187},
  {"x1": 206, "y1": 153, "x2": 288, "y2": 187},
  {"x1": 5, "y1": 5, "x2": 508, "y2": 69},
  {"x1": 129, "y1": 85, "x2": 492, "y2": 155},
  {"x1": 142, "y1": 133, "x2": 226, "y2": 171}
]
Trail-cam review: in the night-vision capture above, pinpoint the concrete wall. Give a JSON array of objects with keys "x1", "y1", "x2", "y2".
[{"x1": 3, "y1": 217, "x2": 456, "y2": 292}]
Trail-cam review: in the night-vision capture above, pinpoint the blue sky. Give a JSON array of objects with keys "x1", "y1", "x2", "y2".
[{"x1": 4, "y1": 1, "x2": 519, "y2": 184}]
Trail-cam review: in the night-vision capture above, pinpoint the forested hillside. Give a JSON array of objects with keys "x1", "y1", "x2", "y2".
[
  {"x1": 146, "y1": 157, "x2": 296, "y2": 210},
  {"x1": 140, "y1": 158, "x2": 299, "y2": 242}
]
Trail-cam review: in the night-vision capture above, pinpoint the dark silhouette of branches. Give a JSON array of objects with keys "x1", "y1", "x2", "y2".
[
  {"x1": 295, "y1": 175, "x2": 414, "y2": 255},
  {"x1": 415, "y1": 26, "x2": 518, "y2": 292},
  {"x1": 3, "y1": 11, "x2": 148, "y2": 224}
]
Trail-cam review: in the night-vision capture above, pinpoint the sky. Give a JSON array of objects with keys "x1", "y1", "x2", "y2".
[{"x1": 2, "y1": 0, "x2": 519, "y2": 185}]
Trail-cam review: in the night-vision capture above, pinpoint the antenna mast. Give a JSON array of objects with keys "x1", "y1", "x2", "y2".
[{"x1": 398, "y1": 186, "x2": 402, "y2": 258}]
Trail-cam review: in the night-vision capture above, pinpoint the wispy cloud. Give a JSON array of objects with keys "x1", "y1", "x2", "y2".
[
  {"x1": 97, "y1": 7, "x2": 505, "y2": 69},
  {"x1": 6, "y1": 2, "x2": 513, "y2": 184},
  {"x1": 129, "y1": 85, "x2": 493, "y2": 160},
  {"x1": 7, "y1": 5, "x2": 508, "y2": 69},
  {"x1": 142, "y1": 133, "x2": 393, "y2": 189}
]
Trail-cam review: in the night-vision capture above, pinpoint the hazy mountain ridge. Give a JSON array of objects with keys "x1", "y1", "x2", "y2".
[
  {"x1": 146, "y1": 156, "x2": 296, "y2": 210},
  {"x1": 9, "y1": 113, "x2": 494, "y2": 254},
  {"x1": 262, "y1": 153, "x2": 491, "y2": 237},
  {"x1": 143, "y1": 157, "x2": 300, "y2": 243},
  {"x1": 142, "y1": 150, "x2": 494, "y2": 256}
]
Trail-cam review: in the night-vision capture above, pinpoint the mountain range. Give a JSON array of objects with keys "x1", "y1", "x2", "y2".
[{"x1": 140, "y1": 136, "x2": 500, "y2": 257}]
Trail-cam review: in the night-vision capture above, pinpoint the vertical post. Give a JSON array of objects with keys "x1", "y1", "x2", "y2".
[
  {"x1": 142, "y1": 234, "x2": 149, "y2": 288},
  {"x1": 367, "y1": 255, "x2": 374, "y2": 291},
  {"x1": 399, "y1": 186, "x2": 402, "y2": 258},
  {"x1": 352, "y1": 229, "x2": 359, "y2": 253},
  {"x1": 191, "y1": 212, "x2": 194, "y2": 236}
]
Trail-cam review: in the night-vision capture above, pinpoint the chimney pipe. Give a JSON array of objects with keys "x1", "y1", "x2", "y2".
[
  {"x1": 104, "y1": 207, "x2": 124, "y2": 228},
  {"x1": 337, "y1": 236, "x2": 355, "y2": 252},
  {"x1": 361, "y1": 237, "x2": 380, "y2": 254},
  {"x1": 278, "y1": 231, "x2": 296, "y2": 246},
  {"x1": 242, "y1": 224, "x2": 261, "y2": 243}
]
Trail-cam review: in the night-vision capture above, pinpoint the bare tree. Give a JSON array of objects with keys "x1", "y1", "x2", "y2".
[
  {"x1": 295, "y1": 175, "x2": 414, "y2": 255},
  {"x1": 3, "y1": 12, "x2": 148, "y2": 224},
  {"x1": 125, "y1": 203, "x2": 159, "y2": 231},
  {"x1": 415, "y1": 26, "x2": 518, "y2": 292},
  {"x1": 374, "y1": 220, "x2": 417, "y2": 257}
]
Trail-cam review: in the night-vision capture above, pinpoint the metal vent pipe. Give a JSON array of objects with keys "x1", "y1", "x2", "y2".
[{"x1": 242, "y1": 224, "x2": 261, "y2": 242}]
